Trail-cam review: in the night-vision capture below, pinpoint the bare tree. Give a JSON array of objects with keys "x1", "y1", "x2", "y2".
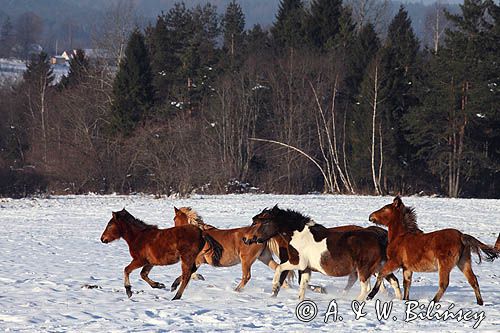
[
  {"x1": 92, "y1": 0, "x2": 138, "y2": 66},
  {"x1": 424, "y1": 1, "x2": 449, "y2": 53},
  {"x1": 345, "y1": 0, "x2": 391, "y2": 33}
]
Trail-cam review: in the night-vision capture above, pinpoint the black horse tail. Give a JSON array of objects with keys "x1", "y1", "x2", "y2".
[
  {"x1": 462, "y1": 233, "x2": 499, "y2": 263},
  {"x1": 201, "y1": 232, "x2": 223, "y2": 267}
]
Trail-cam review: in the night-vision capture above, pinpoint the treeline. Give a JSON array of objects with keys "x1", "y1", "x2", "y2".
[{"x1": 0, "y1": 0, "x2": 499, "y2": 198}]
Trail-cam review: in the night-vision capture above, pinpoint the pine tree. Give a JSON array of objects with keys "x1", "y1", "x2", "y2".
[
  {"x1": 271, "y1": 0, "x2": 306, "y2": 50},
  {"x1": 59, "y1": 49, "x2": 89, "y2": 89},
  {"x1": 406, "y1": 0, "x2": 500, "y2": 197},
  {"x1": 306, "y1": 0, "x2": 343, "y2": 50},
  {"x1": 111, "y1": 29, "x2": 154, "y2": 134},
  {"x1": 378, "y1": 6, "x2": 420, "y2": 192},
  {"x1": 346, "y1": 23, "x2": 380, "y2": 97},
  {"x1": 147, "y1": 4, "x2": 192, "y2": 104},
  {"x1": 222, "y1": 0, "x2": 246, "y2": 68},
  {"x1": 23, "y1": 51, "x2": 54, "y2": 86}
]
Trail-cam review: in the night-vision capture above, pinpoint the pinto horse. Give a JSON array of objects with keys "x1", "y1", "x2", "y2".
[
  {"x1": 242, "y1": 205, "x2": 401, "y2": 301},
  {"x1": 367, "y1": 196, "x2": 499, "y2": 305},
  {"x1": 100, "y1": 209, "x2": 222, "y2": 300},
  {"x1": 171, "y1": 207, "x2": 292, "y2": 292}
]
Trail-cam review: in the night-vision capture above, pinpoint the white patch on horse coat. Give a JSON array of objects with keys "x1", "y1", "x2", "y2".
[{"x1": 289, "y1": 225, "x2": 328, "y2": 275}]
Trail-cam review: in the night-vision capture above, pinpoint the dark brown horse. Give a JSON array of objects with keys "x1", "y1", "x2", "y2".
[
  {"x1": 171, "y1": 207, "x2": 292, "y2": 292},
  {"x1": 367, "y1": 196, "x2": 499, "y2": 305},
  {"x1": 100, "y1": 208, "x2": 222, "y2": 300},
  {"x1": 242, "y1": 205, "x2": 401, "y2": 301}
]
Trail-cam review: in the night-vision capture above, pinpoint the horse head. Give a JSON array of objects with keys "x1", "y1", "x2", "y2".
[{"x1": 100, "y1": 209, "x2": 126, "y2": 243}]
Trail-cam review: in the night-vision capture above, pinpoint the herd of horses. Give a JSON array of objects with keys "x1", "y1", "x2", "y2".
[{"x1": 100, "y1": 196, "x2": 500, "y2": 304}]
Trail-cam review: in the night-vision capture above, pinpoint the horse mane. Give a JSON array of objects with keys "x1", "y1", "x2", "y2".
[
  {"x1": 269, "y1": 206, "x2": 328, "y2": 234},
  {"x1": 178, "y1": 207, "x2": 215, "y2": 230},
  {"x1": 117, "y1": 210, "x2": 158, "y2": 230},
  {"x1": 401, "y1": 206, "x2": 422, "y2": 233}
]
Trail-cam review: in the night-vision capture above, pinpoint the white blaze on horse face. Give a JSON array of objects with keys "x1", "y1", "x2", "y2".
[{"x1": 289, "y1": 224, "x2": 328, "y2": 275}]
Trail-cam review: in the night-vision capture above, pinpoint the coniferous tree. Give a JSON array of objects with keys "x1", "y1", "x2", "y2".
[
  {"x1": 111, "y1": 29, "x2": 154, "y2": 134},
  {"x1": 378, "y1": 6, "x2": 420, "y2": 192},
  {"x1": 406, "y1": 0, "x2": 500, "y2": 197},
  {"x1": 271, "y1": 0, "x2": 306, "y2": 50},
  {"x1": 59, "y1": 49, "x2": 89, "y2": 89},
  {"x1": 147, "y1": 3, "x2": 192, "y2": 104},
  {"x1": 306, "y1": 0, "x2": 343, "y2": 50},
  {"x1": 222, "y1": 0, "x2": 246, "y2": 68}
]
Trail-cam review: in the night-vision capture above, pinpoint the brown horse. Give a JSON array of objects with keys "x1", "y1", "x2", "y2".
[
  {"x1": 242, "y1": 205, "x2": 401, "y2": 301},
  {"x1": 171, "y1": 207, "x2": 291, "y2": 292},
  {"x1": 367, "y1": 196, "x2": 499, "y2": 305},
  {"x1": 100, "y1": 208, "x2": 222, "y2": 300}
]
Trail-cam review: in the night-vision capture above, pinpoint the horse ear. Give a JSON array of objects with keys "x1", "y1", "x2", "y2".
[
  {"x1": 393, "y1": 196, "x2": 403, "y2": 208},
  {"x1": 112, "y1": 211, "x2": 117, "y2": 218},
  {"x1": 272, "y1": 204, "x2": 279, "y2": 211},
  {"x1": 174, "y1": 206, "x2": 179, "y2": 214}
]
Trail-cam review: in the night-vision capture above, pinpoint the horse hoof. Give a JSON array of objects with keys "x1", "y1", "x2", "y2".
[
  {"x1": 154, "y1": 283, "x2": 166, "y2": 289},
  {"x1": 234, "y1": 287, "x2": 242, "y2": 292},
  {"x1": 125, "y1": 286, "x2": 132, "y2": 298},
  {"x1": 477, "y1": 299, "x2": 484, "y2": 306},
  {"x1": 192, "y1": 274, "x2": 205, "y2": 281},
  {"x1": 171, "y1": 294, "x2": 181, "y2": 301}
]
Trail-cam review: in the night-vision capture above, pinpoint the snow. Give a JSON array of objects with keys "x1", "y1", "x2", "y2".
[
  {"x1": 0, "y1": 194, "x2": 499, "y2": 332},
  {"x1": 0, "y1": 58, "x2": 69, "y2": 86}
]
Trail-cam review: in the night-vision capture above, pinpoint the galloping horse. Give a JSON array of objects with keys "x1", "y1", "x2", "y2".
[
  {"x1": 367, "y1": 196, "x2": 499, "y2": 305},
  {"x1": 243, "y1": 205, "x2": 401, "y2": 301},
  {"x1": 171, "y1": 207, "x2": 292, "y2": 292},
  {"x1": 100, "y1": 209, "x2": 222, "y2": 300}
]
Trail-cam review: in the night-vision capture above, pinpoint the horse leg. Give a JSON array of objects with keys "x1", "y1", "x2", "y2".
[
  {"x1": 458, "y1": 252, "x2": 483, "y2": 305},
  {"x1": 402, "y1": 269, "x2": 413, "y2": 300},
  {"x1": 235, "y1": 259, "x2": 252, "y2": 292},
  {"x1": 298, "y1": 268, "x2": 311, "y2": 301},
  {"x1": 258, "y1": 250, "x2": 293, "y2": 289},
  {"x1": 272, "y1": 261, "x2": 300, "y2": 297},
  {"x1": 124, "y1": 259, "x2": 144, "y2": 298},
  {"x1": 385, "y1": 273, "x2": 402, "y2": 300},
  {"x1": 432, "y1": 264, "x2": 451, "y2": 303},
  {"x1": 172, "y1": 260, "x2": 196, "y2": 300},
  {"x1": 343, "y1": 271, "x2": 357, "y2": 293},
  {"x1": 356, "y1": 270, "x2": 371, "y2": 301},
  {"x1": 140, "y1": 264, "x2": 165, "y2": 289},
  {"x1": 367, "y1": 259, "x2": 399, "y2": 300}
]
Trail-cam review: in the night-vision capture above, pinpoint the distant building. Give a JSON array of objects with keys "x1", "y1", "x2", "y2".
[{"x1": 51, "y1": 55, "x2": 67, "y2": 65}]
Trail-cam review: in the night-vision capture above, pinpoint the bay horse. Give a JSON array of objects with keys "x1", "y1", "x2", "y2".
[
  {"x1": 171, "y1": 206, "x2": 292, "y2": 292},
  {"x1": 100, "y1": 208, "x2": 222, "y2": 300},
  {"x1": 367, "y1": 196, "x2": 499, "y2": 305},
  {"x1": 242, "y1": 205, "x2": 401, "y2": 301}
]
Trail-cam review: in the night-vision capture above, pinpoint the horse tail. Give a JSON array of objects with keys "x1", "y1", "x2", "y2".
[
  {"x1": 266, "y1": 238, "x2": 296, "y2": 283},
  {"x1": 201, "y1": 232, "x2": 223, "y2": 267},
  {"x1": 495, "y1": 233, "x2": 500, "y2": 251},
  {"x1": 461, "y1": 233, "x2": 499, "y2": 263}
]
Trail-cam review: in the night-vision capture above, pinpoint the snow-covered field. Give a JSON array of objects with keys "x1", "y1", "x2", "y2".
[
  {"x1": 0, "y1": 194, "x2": 498, "y2": 332},
  {"x1": 0, "y1": 58, "x2": 69, "y2": 85}
]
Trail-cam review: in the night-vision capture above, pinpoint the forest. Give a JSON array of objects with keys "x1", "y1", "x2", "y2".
[{"x1": 0, "y1": 0, "x2": 499, "y2": 198}]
